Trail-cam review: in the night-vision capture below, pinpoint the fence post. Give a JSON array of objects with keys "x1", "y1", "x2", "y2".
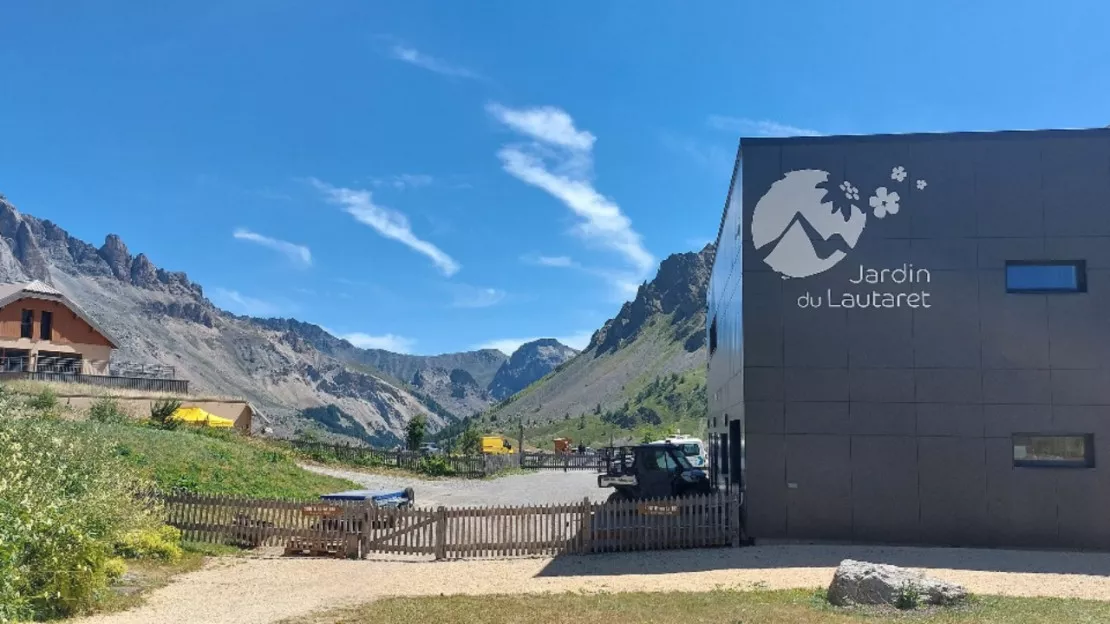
[
  {"x1": 435, "y1": 506, "x2": 447, "y2": 560},
  {"x1": 729, "y1": 492, "x2": 740, "y2": 548},
  {"x1": 359, "y1": 504, "x2": 371, "y2": 558},
  {"x1": 579, "y1": 497, "x2": 592, "y2": 554}
]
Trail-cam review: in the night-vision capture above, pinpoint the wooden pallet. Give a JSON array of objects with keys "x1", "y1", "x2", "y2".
[{"x1": 283, "y1": 535, "x2": 356, "y2": 559}]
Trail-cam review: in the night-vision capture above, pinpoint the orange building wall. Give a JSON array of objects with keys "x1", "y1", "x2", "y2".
[{"x1": 0, "y1": 298, "x2": 113, "y2": 347}]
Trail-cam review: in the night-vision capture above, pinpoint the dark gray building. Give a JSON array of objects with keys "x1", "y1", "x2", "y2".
[{"x1": 707, "y1": 127, "x2": 1110, "y2": 548}]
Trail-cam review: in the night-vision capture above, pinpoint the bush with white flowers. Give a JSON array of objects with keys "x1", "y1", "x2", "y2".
[{"x1": 0, "y1": 388, "x2": 164, "y2": 621}]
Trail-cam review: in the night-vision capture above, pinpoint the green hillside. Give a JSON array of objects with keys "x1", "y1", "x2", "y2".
[
  {"x1": 463, "y1": 245, "x2": 715, "y2": 449},
  {"x1": 522, "y1": 366, "x2": 707, "y2": 448}
]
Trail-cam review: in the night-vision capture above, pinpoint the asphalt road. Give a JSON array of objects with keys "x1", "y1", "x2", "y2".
[{"x1": 301, "y1": 464, "x2": 611, "y2": 508}]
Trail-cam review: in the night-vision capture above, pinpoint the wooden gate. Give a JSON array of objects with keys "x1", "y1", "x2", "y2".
[{"x1": 359, "y1": 506, "x2": 439, "y2": 555}]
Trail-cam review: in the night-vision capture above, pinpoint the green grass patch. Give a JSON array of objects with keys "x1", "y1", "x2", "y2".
[
  {"x1": 284, "y1": 588, "x2": 1110, "y2": 624},
  {"x1": 97, "y1": 422, "x2": 357, "y2": 498}
]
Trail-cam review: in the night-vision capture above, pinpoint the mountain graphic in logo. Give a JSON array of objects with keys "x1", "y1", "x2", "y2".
[{"x1": 751, "y1": 169, "x2": 867, "y2": 279}]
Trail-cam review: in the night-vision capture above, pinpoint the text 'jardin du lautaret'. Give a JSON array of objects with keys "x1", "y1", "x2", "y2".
[{"x1": 797, "y1": 264, "x2": 932, "y2": 309}]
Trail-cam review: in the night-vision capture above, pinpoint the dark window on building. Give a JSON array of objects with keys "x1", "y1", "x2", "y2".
[
  {"x1": 40, "y1": 311, "x2": 52, "y2": 340},
  {"x1": 709, "y1": 316, "x2": 718, "y2": 354},
  {"x1": 720, "y1": 432, "x2": 729, "y2": 475},
  {"x1": 1013, "y1": 434, "x2": 1094, "y2": 468},
  {"x1": 1006, "y1": 260, "x2": 1086, "y2": 293},
  {"x1": 19, "y1": 309, "x2": 33, "y2": 339}
]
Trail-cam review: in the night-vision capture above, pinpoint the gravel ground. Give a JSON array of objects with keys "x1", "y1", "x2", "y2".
[
  {"x1": 75, "y1": 545, "x2": 1110, "y2": 624},
  {"x1": 301, "y1": 464, "x2": 610, "y2": 507}
]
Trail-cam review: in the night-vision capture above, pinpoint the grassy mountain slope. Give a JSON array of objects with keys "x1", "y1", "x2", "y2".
[{"x1": 471, "y1": 245, "x2": 715, "y2": 448}]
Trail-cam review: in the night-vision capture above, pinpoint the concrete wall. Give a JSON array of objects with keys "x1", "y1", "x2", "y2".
[
  {"x1": 59, "y1": 395, "x2": 254, "y2": 433},
  {"x1": 709, "y1": 128, "x2": 1110, "y2": 548}
]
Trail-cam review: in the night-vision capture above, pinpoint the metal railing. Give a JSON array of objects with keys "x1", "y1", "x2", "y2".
[
  {"x1": 110, "y1": 361, "x2": 177, "y2": 379},
  {"x1": 0, "y1": 355, "x2": 189, "y2": 394}
]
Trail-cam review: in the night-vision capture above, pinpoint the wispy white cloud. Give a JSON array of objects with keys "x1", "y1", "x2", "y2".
[
  {"x1": 477, "y1": 331, "x2": 592, "y2": 356},
  {"x1": 339, "y1": 331, "x2": 416, "y2": 354},
  {"x1": 233, "y1": 228, "x2": 312, "y2": 267},
  {"x1": 536, "y1": 255, "x2": 576, "y2": 268},
  {"x1": 449, "y1": 285, "x2": 507, "y2": 309},
  {"x1": 486, "y1": 103, "x2": 596, "y2": 151},
  {"x1": 389, "y1": 44, "x2": 480, "y2": 79},
  {"x1": 370, "y1": 174, "x2": 435, "y2": 190},
  {"x1": 488, "y1": 102, "x2": 654, "y2": 291},
  {"x1": 706, "y1": 115, "x2": 823, "y2": 137},
  {"x1": 210, "y1": 288, "x2": 283, "y2": 317},
  {"x1": 310, "y1": 179, "x2": 460, "y2": 276}
]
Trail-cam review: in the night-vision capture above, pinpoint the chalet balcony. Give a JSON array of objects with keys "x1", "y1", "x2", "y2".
[{"x1": 0, "y1": 355, "x2": 189, "y2": 394}]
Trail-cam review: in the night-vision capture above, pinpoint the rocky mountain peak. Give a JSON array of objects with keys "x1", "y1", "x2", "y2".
[
  {"x1": 411, "y1": 367, "x2": 493, "y2": 417},
  {"x1": 99, "y1": 234, "x2": 132, "y2": 281},
  {"x1": 488, "y1": 339, "x2": 578, "y2": 400},
  {"x1": 588, "y1": 243, "x2": 716, "y2": 355},
  {"x1": 0, "y1": 192, "x2": 207, "y2": 300}
]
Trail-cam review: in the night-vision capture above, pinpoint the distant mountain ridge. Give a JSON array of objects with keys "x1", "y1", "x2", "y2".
[
  {"x1": 488, "y1": 339, "x2": 579, "y2": 400},
  {"x1": 474, "y1": 244, "x2": 715, "y2": 447},
  {"x1": 252, "y1": 317, "x2": 577, "y2": 417}
]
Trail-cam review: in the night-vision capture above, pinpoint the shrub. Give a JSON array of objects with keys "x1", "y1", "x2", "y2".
[
  {"x1": 114, "y1": 525, "x2": 183, "y2": 562},
  {"x1": 104, "y1": 558, "x2": 127, "y2": 583},
  {"x1": 416, "y1": 455, "x2": 454, "y2": 477},
  {"x1": 89, "y1": 396, "x2": 130, "y2": 424},
  {"x1": 149, "y1": 398, "x2": 182, "y2": 431},
  {"x1": 0, "y1": 403, "x2": 162, "y2": 620},
  {"x1": 895, "y1": 582, "x2": 921, "y2": 610},
  {"x1": 25, "y1": 387, "x2": 59, "y2": 412}
]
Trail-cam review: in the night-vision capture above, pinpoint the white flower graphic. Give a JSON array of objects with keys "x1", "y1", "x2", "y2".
[
  {"x1": 839, "y1": 181, "x2": 860, "y2": 201},
  {"x1": 916, "y1": 179, "x2": 928, "y2": 190},
  {"x1": 869, "y1": 187, "x2": 900, "y2": 219},
  {"x1": 891, "y1": 166, "x2": 908, "y2": 183}
]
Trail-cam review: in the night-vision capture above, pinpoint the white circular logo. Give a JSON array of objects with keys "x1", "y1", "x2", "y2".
[{"x1": 751, "y1": 169, "x2": 868, "y2": 279}]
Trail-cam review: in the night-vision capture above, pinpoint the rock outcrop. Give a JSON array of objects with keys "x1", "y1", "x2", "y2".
[
  {"x1": 589, "y1": 244, "x2": 715, "y2": 355},
  {"x1": 411, "y1": 367, "x2": 494, "y2": 417},
  {"x1": 488, "y1": 339, "x2": 578, "y2": 400},
  {"x1": 827, "y1": 559, "x2": 969, "y2": 608}
]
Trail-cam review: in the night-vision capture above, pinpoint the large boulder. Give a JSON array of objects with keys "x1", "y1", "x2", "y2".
[{"x1": 827, "y1": 559, "x2": 968, "y2": 608}]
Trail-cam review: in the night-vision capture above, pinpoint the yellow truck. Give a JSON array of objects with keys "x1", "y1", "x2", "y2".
[{"x1": 481, "y1": 435, "x2": 515, "y2": 455}]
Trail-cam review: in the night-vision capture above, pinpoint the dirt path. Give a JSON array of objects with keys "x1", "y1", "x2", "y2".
[{"x1": 75, "y1": 545, "x2": 1110, "y2": 624}]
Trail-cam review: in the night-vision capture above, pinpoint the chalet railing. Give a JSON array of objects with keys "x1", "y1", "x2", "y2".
[
  {"x1": 0, "y1": 370, "x2": 190, "y2": 394},
  {"x1": 0, "y1": 355, "x2": 104, "y2": 375},
  {"x1": 111, "y1": 361, "x2": 177, "y2": 379},
  {"x1": 0, "y1": 354, "x2": 188, "y2": 394}
]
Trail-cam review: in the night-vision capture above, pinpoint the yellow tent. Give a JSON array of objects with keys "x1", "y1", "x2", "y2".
[{"x1": 171, "y1": 406, "x2": 235, "y2": 429}]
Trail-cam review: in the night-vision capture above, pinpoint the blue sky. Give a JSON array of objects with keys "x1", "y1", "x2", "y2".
[{"x1": 2, "y1": 1, "x2": 1108, "y2": 355}]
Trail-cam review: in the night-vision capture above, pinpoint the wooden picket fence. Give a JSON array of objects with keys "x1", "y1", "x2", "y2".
[
  {"x1": 520, "y1": 452, "x2": 603, "y2": 471},
  {"x1": 289, "y1": 441, "x2": 518, "y2": 477},
  {"x1": 290, "y1": 441, "x2": 602, "y2": 476},
  {"x1": 161, "y1": 491, "x2": 740, "y2": 559}
]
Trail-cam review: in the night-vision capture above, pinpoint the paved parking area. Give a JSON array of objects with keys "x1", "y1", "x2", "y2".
[{"x1": 301, "y1": 464, "x2": 610, "y2": 508}]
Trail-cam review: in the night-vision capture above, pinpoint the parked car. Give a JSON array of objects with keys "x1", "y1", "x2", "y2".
[{"x1": 419, "y1": 442, "x2": 443, "y2": 455}]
